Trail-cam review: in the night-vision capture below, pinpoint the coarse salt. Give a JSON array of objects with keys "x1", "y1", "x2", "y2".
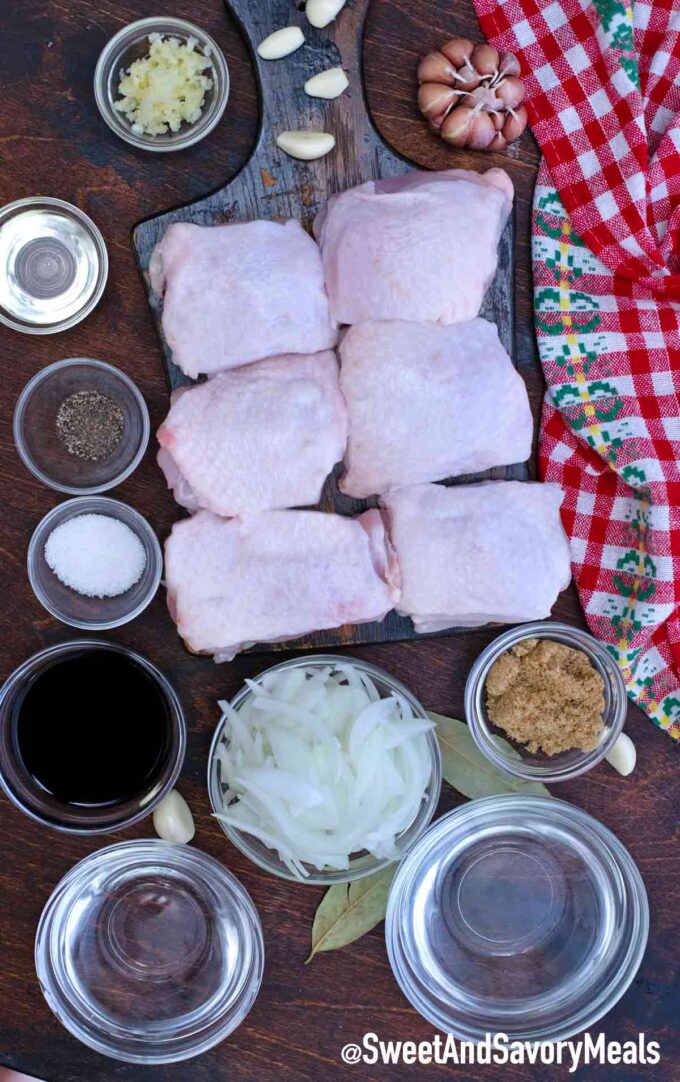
[{"x1": 44, "y1": 514, "x2": 147, "y2": 598}]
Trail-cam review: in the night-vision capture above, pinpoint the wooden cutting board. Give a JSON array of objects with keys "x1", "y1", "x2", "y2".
[{"x1": 133, "y1": 0, "x2": 525, "y2": 652}]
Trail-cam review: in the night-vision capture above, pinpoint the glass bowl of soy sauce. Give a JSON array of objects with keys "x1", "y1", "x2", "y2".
[{"x1": 0, "y1": 640, "x2": 186, "y2": 833}]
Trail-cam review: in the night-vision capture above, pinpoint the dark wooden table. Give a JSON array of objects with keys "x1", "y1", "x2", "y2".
[{"x1": 0, "y1": 2, "x2": 678, "y2": 1080}]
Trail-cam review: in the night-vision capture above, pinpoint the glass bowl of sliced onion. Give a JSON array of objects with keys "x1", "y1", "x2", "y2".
[{"x1": 207, "y1": 656, "x2": 442, "y2": 884}]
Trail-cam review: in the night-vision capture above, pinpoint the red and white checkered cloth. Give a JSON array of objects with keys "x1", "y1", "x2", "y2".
[{"x1": 474, "y1": 0, "x2": 680, "y2": 738}]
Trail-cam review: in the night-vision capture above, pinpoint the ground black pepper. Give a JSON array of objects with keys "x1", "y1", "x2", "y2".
[{"x1": 56, "y1": 390, "x2": 124, "y2": 461}]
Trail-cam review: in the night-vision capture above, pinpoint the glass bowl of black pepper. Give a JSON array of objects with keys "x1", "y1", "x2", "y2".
[{"x1": 13, "y1": 357, "x2": 150, "y2": 494}]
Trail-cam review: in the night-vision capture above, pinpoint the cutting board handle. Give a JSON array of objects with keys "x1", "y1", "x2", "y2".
[{"x1": 223, "y1": 0, "x2": 406, "y2": 217}]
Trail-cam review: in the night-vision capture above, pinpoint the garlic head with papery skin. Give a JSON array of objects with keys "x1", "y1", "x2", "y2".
[{"x1": 416, "y1": 37, "x2": 527, "y2": 151}]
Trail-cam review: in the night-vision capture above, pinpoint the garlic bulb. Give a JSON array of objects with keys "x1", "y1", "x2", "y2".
[
  {"x1": 276, "y1": 130, "x2": 336, "y2": 160},
  {"x1": 306, "y1": 0, "x2": 347, "y2": 30},
  {"x1": 257, "y1": 26, "x2": 305, "y2": 60},
  {"x1": 304, "y1": 67, "x2": 349, "y2": 99},
  {"x1": 417, "y1": 37, "x2": 527, "y2": 152},
  {"x1": 153, "y1": 789, "x2": 195, "y2": 844}
]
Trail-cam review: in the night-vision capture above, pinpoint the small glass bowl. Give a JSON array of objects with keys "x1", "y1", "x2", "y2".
[
  {"x1": 385, "y1": 795, "x2": 648, "y2": 1042},
  {"x1": 94, "y1": 17, "x2": 230, "y2": 152},
  {"x1": 28, "y1": 496, "x2": 162, "y2": 630},
  {"x1": 35, "y1": 840, "x2": 264, "y2": 1063},
  {"x1": 208, "y1": 655, "x2": 442, "y2": 885},
  {"x1": 0, "y1": 197, "x2": 108, "y2": 335},
  {"x1": 465, "y1": 621, "x2": 627, "y2": 784},
  {"x1": 0, "y1": 640, "x2": 185, "y2": 833},
  {"x1": 14, "y1": 358, "x2": 150, "y2": 494}
]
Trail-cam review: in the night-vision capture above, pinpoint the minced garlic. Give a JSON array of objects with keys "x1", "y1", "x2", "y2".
[{"x1": 114, "y1": 34, "x2": 213, "y2": 137}]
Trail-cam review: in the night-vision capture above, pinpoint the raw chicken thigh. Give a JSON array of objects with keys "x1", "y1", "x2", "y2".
[
  {"x1": 382, "y1": 481, "x2": 570, "y2": 633},
  {"x1": 149, "y1": 219, "x2": 337, "y2": 377},
  {"x1": 164, "y1": 509, "x2": 399, "y2": 661},
  {"x1": 339, "y1": 319, "x2": 532, "y2": 498},
  {"x1": 315, "y1": 169, "x2": 513, "y2": 326},
  {"x1": 158, "y1": 352, "x2": 347, "y2": 516}
]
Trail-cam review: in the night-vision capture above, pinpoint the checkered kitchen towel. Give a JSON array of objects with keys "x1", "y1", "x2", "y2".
[{"x1": 474, "y1": 0, "x2": 680, "y2": 738}]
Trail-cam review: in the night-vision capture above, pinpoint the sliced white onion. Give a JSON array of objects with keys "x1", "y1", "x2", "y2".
[{"x1": 213, "y1": 663, "x2": 434, "y2": 878}]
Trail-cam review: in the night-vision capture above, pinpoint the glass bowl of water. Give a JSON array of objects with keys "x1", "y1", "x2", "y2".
[
  {"x1": 386, "y1": 795, "x2": 648, "y2": 1042},
  {"x1": 36, "y1": 840, "x2": 264, "y2": 1062},
  {"x1": 0, "y1": 197, "x2": 107, "y2": 334}
]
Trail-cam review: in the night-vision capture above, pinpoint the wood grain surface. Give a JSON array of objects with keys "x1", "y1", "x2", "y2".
[
  {"x1": 134, "y1": 0, "x2": 521, "y2": 653},
  {"x1": 0, "y1": 2, "x2": 678, "y2": 1081}
]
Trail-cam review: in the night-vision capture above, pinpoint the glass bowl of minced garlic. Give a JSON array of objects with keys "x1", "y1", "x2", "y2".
[
  {"x1": 465, "y1": 622, "x2": 627, "y2": 783},
  {"x1": 94, "y1": 17, "x2": 230, "y2": 152}
]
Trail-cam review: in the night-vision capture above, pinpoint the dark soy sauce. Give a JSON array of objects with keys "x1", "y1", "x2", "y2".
[{"x1": 13, "y1": 650, "x2": 170, "y2": 807}]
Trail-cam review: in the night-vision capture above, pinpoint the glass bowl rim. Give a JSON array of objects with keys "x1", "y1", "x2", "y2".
[
  {"x1": 207, "y1": 654, "x2": 443, "y2": 885},
  {"x1": 34, "y1": 838, "x2": 265, "y2": 1063},
  {"x1": 0, "y1": 197, "x2": 109, "y2": 335},
  {"x1": 0, "y1": 638, "x2": 186, "y2": 834},
  {"x1": 93, "y1": 16, "x2": 230, "y2": 153},
  {"x1": 13, "y1": 356, "x2": 150, "y2": 494},
  {"x1": 385, "y1": 793, "x2": 649, "y2": 1043},
  {"x1": 464, "y1": 621, "x2": 628, "y2": 783},
  {"x1": 27, "y1": 495, "x2": 162, "y2": 630}
]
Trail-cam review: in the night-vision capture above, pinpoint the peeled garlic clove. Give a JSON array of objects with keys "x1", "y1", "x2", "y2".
[
  {"x1": 276, "y1": 130, "x2": 336, "y2": 160},
  {"x1": 304, "y1": 66, "x2": 349, "y2": 99},
  {"x1": 257, "y1": 26, "x2": 305, "y2": 60},
  {"x1": 153, "y1": 789, "x2": 195, "y2": 844},
  {"x1": 472, "y1": 43, "x2": 501, "y2": 77},
  {"x1": 496, "y1": 75, "x2": 525, "y2": 110},
  {"x1": 503, "y1": 104, "x2": 528, "y2": 143},
  {"x1": 417, "y1": 50, "x2": 457, "y2": 86},
  {"x1": 440, "y1": 106, "x2": 474, "y2": 146},
  {"x1": 418, "y1": 82, "x2": 457, "y2": 120},
  {"x1": 306, "y1": 0, "x2": 346, "y2": 29},
  {"x1": 605, "y1": 732, "x2": 637, "y2": 776},
  {"x1": 440, "y1": 37, "x2": 475, "y2": 68}
]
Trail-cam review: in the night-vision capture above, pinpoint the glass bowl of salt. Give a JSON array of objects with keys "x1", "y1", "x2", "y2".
[{"x1": 28, "y1": 496, "x2": 162, "y2": 630}]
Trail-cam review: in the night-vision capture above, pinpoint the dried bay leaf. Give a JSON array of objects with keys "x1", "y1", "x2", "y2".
[
  {"x1": 306, "y1": 713, "x2": 551, "y2": 961},
  {"x1": 430, "y1": 711, "x2": 551, "y2": 798},
  {"x1": 306, "y1": 863, "x2": 397, "y2": 963}
]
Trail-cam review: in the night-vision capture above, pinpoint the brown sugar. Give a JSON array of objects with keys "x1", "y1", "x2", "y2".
[{"x1": 485, "y1": 638, "x2": 605, "y2": 755}]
